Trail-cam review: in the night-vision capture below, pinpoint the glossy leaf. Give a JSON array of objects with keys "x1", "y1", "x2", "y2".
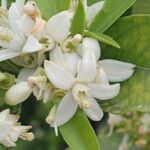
[
  {"x1": 84, "y1": 31, "x2": 120, "y2": 49},
  {"x1": 99, "y1": 15, "x2": 150, "y2": 113},
  {"x1": 35, "y1": 0, "x2": 70, "y2": 20},
  {"x1": 132, "y1": 0, "x2": 150, "y2": 14},
  {"x1": 87, "y1": 0, "x2": 104, "y2": 5},
  {"x1": 71, "y1": 0, "x2": 86, "y2": 36},
  {"x1": 60, "y1": 110, "x2": 100, "y2": 150},
  {"x1": 0, "y1": 61, "x2": 20, "y2": 75},
  {"x1": 89, "y1": 0, "x2": 136, "y2": 33}
]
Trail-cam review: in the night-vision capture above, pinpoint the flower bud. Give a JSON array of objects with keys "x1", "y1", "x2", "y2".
[
  {"x1": 138, "y1": 125, "x2": 148, "y2": 135},
  {"x1": 26, "y1": 132, "x2": 35, "y2": 141},
  {"x1": 5, "y1": 82, "x2": 32, "y2": 106},
  {"x1": 71, "y1": 34, "x2": 82, "y2": 45},
  {"x1": 135, "y1": 139, "x2": 147, "y2": 148}
]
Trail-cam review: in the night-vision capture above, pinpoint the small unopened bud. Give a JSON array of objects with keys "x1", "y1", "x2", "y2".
[
  {"x1": 5, "y1": 82, "x2": 32, "y2": 106},
  {"x1": 32, "y1": 16, "x2": 46, "y2": 34},
  {"x1": 107, "y1": 114, "x2": 122, "y2": 127},
  {"x1": 135, "y1": 139, "x2": 147, "y2": 148},
  {"x1": 138, "y1": 125, "x2": 148, "y2": 135},
  {"x1": 118, "y1": 143, "x2": 128, "y2": 150},
  {"x1": 26, "y1": 132, "x2": 35, "y2": 141},
  {"x1": 71, "y1": 34, "x2": 82, "y2": 45},
  {"x1": 24, "y1": 2, "x2": 39, "y2": 17},
  {"x1": 81, "y1": 100, "x2": 91, "y2": 109}
]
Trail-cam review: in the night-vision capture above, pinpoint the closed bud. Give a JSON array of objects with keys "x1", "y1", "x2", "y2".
[
  {"x1": 5, "y1": 82, "x2": 32, "y2": 106},
  {"x1": 135, "y1": 139, "x2": 147, "y2": 148}
]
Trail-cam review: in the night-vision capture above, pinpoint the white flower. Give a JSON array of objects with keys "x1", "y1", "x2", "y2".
[
  {"x1": 0, "y1": 109, "x2": 34, "y2": 147},
  {"x1": 85, "y1": 0, "x2": 105, "y2": 25},
  {"x1": 0, "y1": 0, "x2": 44, "y2": 62},
  {"x1": 79, "y1": 37, "x2": 136, "y2": 82},
  {"x1": 5, "y1": 67, "x2": 53, "y2": 105},
  {"x1": 70, "y1": 0, "x2": 105, "y2": 26},
  {"x1": 107, "y1": 113, "x2": 123, "y2": 127},
  {"x1": 44, "y1": 48, "x2": 120, "y2": 129},
  {"x1": 44, "y1": 35, "x2": 136, "y2": 134}
]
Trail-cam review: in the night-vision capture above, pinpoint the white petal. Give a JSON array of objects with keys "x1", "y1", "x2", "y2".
[
  {"x1": 0, "y1": 122, "x2": 12, "y2": 141},
  {"x1": 44, "y1": 61, "x2": 75, "y2": 90},
  {"x1": 1, "y1": 0, "x2": 7, "y2": 9},
  {"x1": 17, "y1": 68, "x2": 35, "y2": 83},
  {"x1": 0, "y1": 49, "x2": 20, "y2": 62},
  {"x1": 8, "y1": 3, "x2": 23, "y2": 36},
  {"x1": 77, "y1": 49, "x2": 97, "y2": 82},
  {"x1": 22, "y1": 35, "x2": 44, "y2": 53},
  {"x1": 0, "y1": 15, "x2": 9, "y2": 27},
  {"x1": 94, "y1": 67, "x2": 109, "y2": 85},
  {"x1": 55, "y1": 92, "x2": 78, "y2": 126},
  {"x1": 0, "y1": 109, "x2": 10, "y2": 121},
  {"x1": 50, "y1": 45, "x2": 65, "y2": 66},
  {"x1": 50, "y1": 46, "x2": 79, "y2": 76},
  {"x1": 86, "y1": 1, "x2": 105, "y2": 23},
  {"x1": 0, "y1": 26, "x2": 24, "y2": 51},
  {"x1": 17, "y1": 14, "x2": 35, "y2": 37},
  {"x1": 84, "y1": 98, "x2": 103, "y2": 121},
  {"x1": 16, "y1": 0, "x2": 25, "y2": 12},
  {"x1": 64, "y1": 52, "x2": 79, "y2": 76},
  {"x1": 46, "y1": 11, "x2": 73, "y2": 42},
  {"x1": 0, "y1": 136, "x2": 16, "y2": 147},
  {"x1": 78, "y1": 37, "x2": 101, "y2": 61},
  {"x1": 88, "y1": 83, "x2": 120, "y2": 100},
  {"x1": 6, "y1": 114, "x2": 19, "y2": 124},
  {"x1": 5, "y1": 82, "x2": 32, "y2": 106},
  {"x1": 99, "y1": 59, "x2": 136, "y2": 82},
  {"x1": 9, "y1": 127, "x2": 23, "y2": 142}
]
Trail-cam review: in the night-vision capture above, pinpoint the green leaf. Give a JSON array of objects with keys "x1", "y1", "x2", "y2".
[
  {"x1": 0, "y1": 61, "x2": 20, "y2": 75},
  {"x1": 89, "y1": 0, "x2": 136, "y2": 33},
  {"x1": 87, "y1": 0, "x2": 103, "y2": 6},
  {"x1": 84, "y1": 31, "x2": 120, "y2": 49},
  {"x1": 132, "y1": 0, "x2": 150, "y2": 14},
  {"x1": 70, "y1": 0, "x2": 86, "y2": 36},
  {"x1": 35, "y1": 0, "x2": 70, "y2": 20},
  {"x1": 0, "y1": 89, "x2": 6, "y2": 107},
  {"x1": 60, "y1": 110, "x2": 100, "y2": 150},
  {"x1": 99, "y1": 15, "x2": 150, "y2": 113},
  {"x1": 0, "y1": 72, "x2": 15, "y2": 90}
]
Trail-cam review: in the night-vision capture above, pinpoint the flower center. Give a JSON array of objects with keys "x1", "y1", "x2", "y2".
[
  {"x1": 0, "y1": 26, "x2": 13, "y2": 42},
  {"x1": 72, "y1": 83, "x2": 91, "y2": 109},
  {"x1": 39, "y1": 35, "x2": 55, "y2": 52},
  {"x1": 61, "y1": 34, "x2": 82, "y2": 52}
]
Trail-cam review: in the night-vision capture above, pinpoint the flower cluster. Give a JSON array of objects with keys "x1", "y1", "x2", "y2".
[
  {"x1": 0, "y1": 109, "x2": 34, "y2": 147},
  {"x1": 107, "y1": 113, "x2": 150, "y2": 150},
  {"x1": 0, "y1": 0, "x2": 135, "y2": 147}
]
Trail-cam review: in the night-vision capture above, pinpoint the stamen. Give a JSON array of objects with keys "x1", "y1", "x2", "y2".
[
  {"x1": 0, "y1": 26, "x2": 12, "y2": 42},
  {"x1": 61, "y1": 34, "x2": 82, "y2": 52},
  {"x1": 39, "y1": 36, "x2": 55, "y2": 52},
  {"x1": 54, "y1": 123, "x2": 58, "y2": 136},
  {"x1": 27, "y1": 76, "x2": 47, "y2": 87}
]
